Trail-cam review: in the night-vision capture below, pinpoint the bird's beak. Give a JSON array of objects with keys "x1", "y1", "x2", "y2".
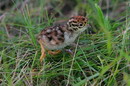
[{"x1": 87, "y1": 24, "x2": 91, "y2": 28}]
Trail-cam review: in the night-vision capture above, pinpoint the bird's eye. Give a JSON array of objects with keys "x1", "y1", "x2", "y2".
[{"x1": 79, "y1": 23, "x2": 83, "y2": 26}]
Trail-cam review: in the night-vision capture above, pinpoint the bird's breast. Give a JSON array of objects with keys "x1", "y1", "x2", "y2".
[{"x1": 64, "y1": 32, "x2": 78, "y2": 45}]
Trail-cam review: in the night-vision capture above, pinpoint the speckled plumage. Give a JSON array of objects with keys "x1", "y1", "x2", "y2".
[{"x1": 38, "y1": 16, "x2": 88, "y2": 50}]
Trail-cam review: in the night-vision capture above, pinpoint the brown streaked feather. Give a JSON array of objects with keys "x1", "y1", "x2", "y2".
[{"x1": 38, "y1": 25, "x2": 69, "y2": 45}]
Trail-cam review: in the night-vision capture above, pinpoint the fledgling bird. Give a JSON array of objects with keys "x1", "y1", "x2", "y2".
[{"x1": 37, "y1": 16, "x2": 88, "y2": 62}]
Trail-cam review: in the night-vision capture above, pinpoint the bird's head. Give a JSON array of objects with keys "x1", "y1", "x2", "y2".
[{"x1": 67, "y1": 16, "x2": 88, "y2": 32}]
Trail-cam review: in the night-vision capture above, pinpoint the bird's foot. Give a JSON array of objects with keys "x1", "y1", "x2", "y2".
[{"x1": 65, "y1": 49, "x2": 74, "y2": 55}]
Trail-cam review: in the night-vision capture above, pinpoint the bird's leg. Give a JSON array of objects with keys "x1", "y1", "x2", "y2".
[
  {"x1": 38, "y1": 39, "x2": 46, "y2": 62},
  {"x1": 48, "y1": 50, "x2": 61, "y2": 55}
]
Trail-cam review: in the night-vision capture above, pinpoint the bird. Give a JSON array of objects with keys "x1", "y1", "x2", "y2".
[{"x1": 37, "y1": 16, "x2": 88, "y2": 62}]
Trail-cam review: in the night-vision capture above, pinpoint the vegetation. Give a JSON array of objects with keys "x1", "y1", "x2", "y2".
[{"x1": 0, "y1": 0, "x2": 130, "y2": 86}]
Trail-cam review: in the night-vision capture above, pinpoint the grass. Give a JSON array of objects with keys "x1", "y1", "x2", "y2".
[{"x1": 0, "y1": 0, "x2": 130, "y2": 86}]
